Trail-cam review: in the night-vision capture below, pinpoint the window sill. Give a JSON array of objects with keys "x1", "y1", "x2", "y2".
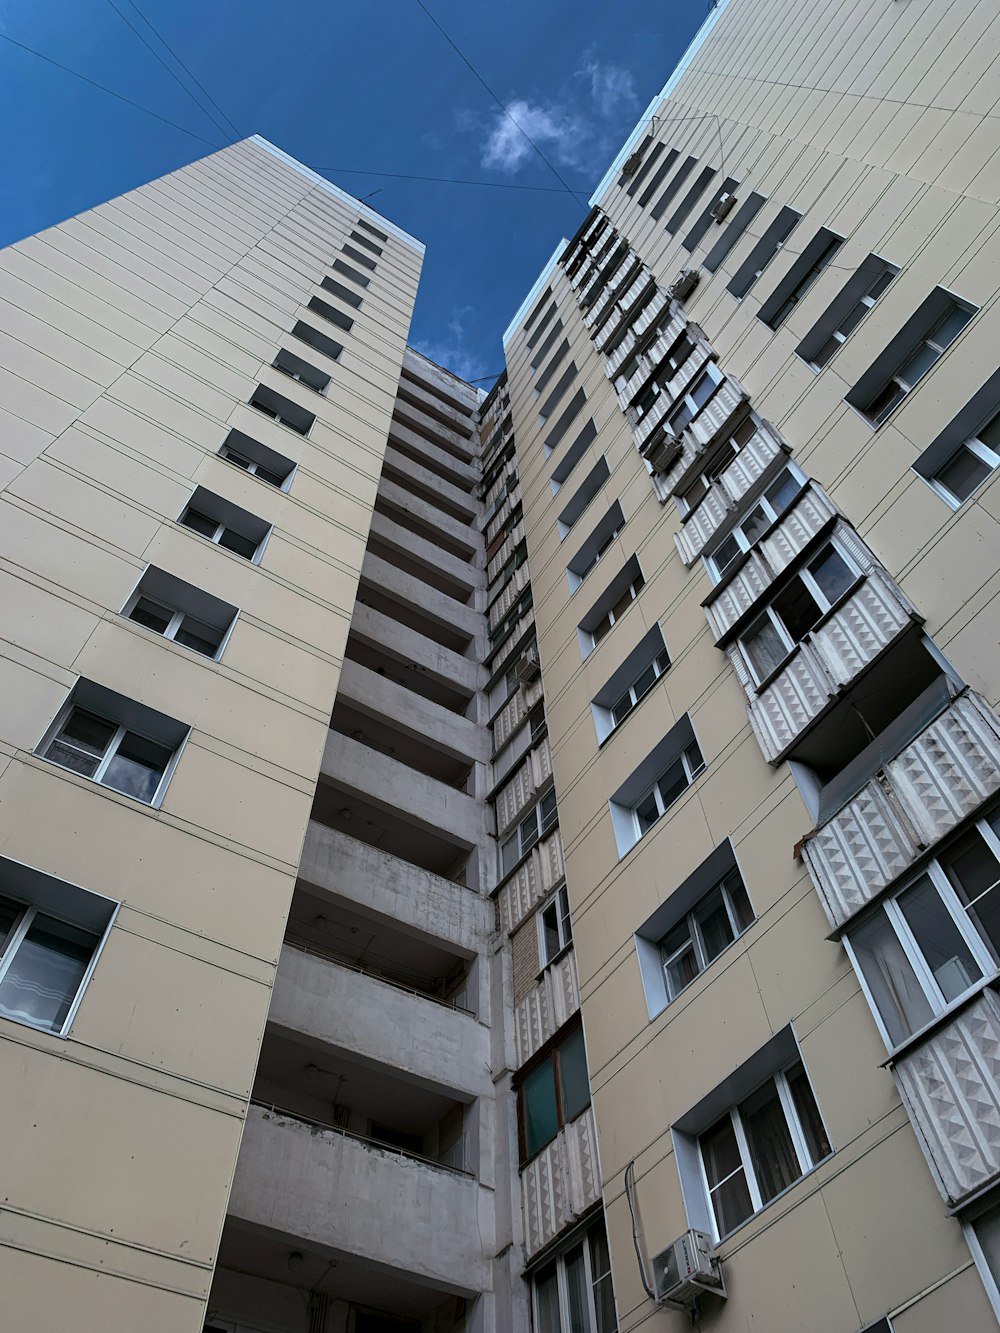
[
  {"x1": 26, "y1": 751, "x2": 172, "y2": 812},
  {"x1": 536, "y1": 939, "x2": 574, "y2": 982},
  {"x1": 713, "y1": 1153, "x2": 834, "y2": 1247}
]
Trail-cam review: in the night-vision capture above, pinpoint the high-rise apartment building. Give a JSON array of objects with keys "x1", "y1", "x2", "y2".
[{"x1": 2, "y1": 0, "x2": 1000, "y2": 1330}]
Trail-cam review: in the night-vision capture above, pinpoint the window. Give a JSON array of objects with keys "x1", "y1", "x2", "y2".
[
  {"x1": 538, "y1": 364, "x2": 578, "y2": 424},
  {"x1": 635, "y1": 147, "x2": 678, "y2": 207},
  {"x1": 705, "y1": 467, "x2": 805, "y2": 581},
  {"x1": 650, "y1": 155, "x2": 697, "y2": 222},
  {"x1": 355, "y1": 217, "x2": 388, "y2": 242},
  {"x1": 320, "y1": 274, "x2": 363, "y2": 310},
  {"x1": 629, "y1": 333, "x2": 699, "y2": 418},
  {"x1": 857, "y1": 303, "x2": 973, "y2": 425},
  {"x1": 558, "y1": 457, "x2": 610, "y2": 538},
  {"x1": 348, "y1": 229, "x2": 382, "y2": 257},
  {"x1": 609, "y1": 648, "x2": 671, "y2": 730},
  {"x1": 928, "y1": 408, "x2": 1000, "y2": 508},
  {"x1": 727, "y1": 206, "x2": 801, "y2": 299},
  {"x1": 592, "y1": 576, "x2": 643, "y2": 647},
  {"x1": 291, "y1": 319, "x2": 343, "y2": 364},
  {"x1": 539, "y1": 886, "x2": 573, "y2": 966},
  {"x1": 532, "y1": 1219, "x2": 617, "y2": 1333},
  {"x1": 844, "y1": 809, "x2": 1000, "y2": 1049},
  {"x1": 625, "y1": 139, "x2": 666, "y2": 196},
  {"x1": 738, "y1": 542, "x2": 859, "y2": 685},
  {"x1": 178, "y1": 487, "x2": 270, "y2": 563},
  {"x1": 307, "y1": 294, "x2": 354, "y2": 333},
  {"x1": 37, "y1": 680, "x2": 189, "y2": 806},
  {"x1": 757, "y1": 228, "x2": 843, "y2": 330},
  {"x1": 518, "y1": 1022, "x2": 590, "y2": 1161},
  {"x1": 0, "y1": 858, "x2": 116, "y2": 1036},
  {"x1": 703, "y1": 191, "x2": 766, "y2": 274},
  {"x1": 797, "y1": 255, "x2": 898, "y2": 368},
  {"x1": 544, "y1": 389, "x2": 587, "y2": 458},
  {"x1": 272, "y1": 348, "x2": 330, "y2": 395},
  {"x1": 683, "y1": 176, "x2": 740, "y2": 253},
  {"x1": 551, "y1": 418, "x2": 598, "y2": 492},
  {"x1": 660, "y1": 869, "x2": 754, "y2": 1001},
  {"x1": 666, "y1": 165, "x2": 716, "y2": 235},
  {"x1": 577, "y1": 556, "x2": 645, "y2": 656},
  {"x1": 501, "y1": 790, "x2": 558, "y2": 875},
  {"x1": 524, "y1": 298, "x2": 556, "y2": 349},
  {"x1": 567, "y1": 502, "x2": 625, "y2": 590},
  {"x1": 591, "y1": 626, "x2": 670, "y2": 743},
  {"x1": 677, "y1": 416, "x2": 761, "y2": 515},
  {"x1": 490, "y1": 588, "x2": 532, "y2": 649},
  {"x1": 219, "y1": 428, "x2": 295, "y2": 490},
  {"x1": 340, "y1": 244, "x2": 377, "y2": 273},
  {"x1": 331, "y1": 258, "x2": 370, "y2": 289},
  {"x1": 122, "y1": 567, "x2": 237, "y2": 660},
  {"x1": 249, "y1": 385, "x2": 315, "y2": 437},
  {"x1": 530, "y1": 320, "x2": 565, "y2": 372},
  {"x1": 633, "y1": 742, "x2": 705, "y2": 838},
  {"x1": 665, "y1": 363, "x2": 722, "y2": 435},
  {"x1": 698, "y1": 1060, "x2": 830, "y2": 1238}
]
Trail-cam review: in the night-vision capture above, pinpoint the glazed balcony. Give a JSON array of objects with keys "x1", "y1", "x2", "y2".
[
  {"x1": 627, "y1": 345, "x2": 716, "y2": 448},
  {"x1": 893, "y1": 985, "x2": 1000, "y2": 1209},
  {"x1": 515, "y1": 948, "x2": 581, "y2": 1066},
  {"x1": 704, "y1": 484, "x2": 839, "y2": 642},
  {"x1": 801, "y1": 689, "x2": 1000, "y2": 932},
  {"x1": 675, "y1": 422, "x2": 789, "y2": 564},
  {"x1": 586, "y1": 254, "x2": 642, "y2": 328},
  {"x1": 613, "y1": 314, "x2": 689, "y2": 409},
  {"x1": 521, "y1": 1107, "x2": 601, "y2": 1259},
  {"x1": 730, "y1": 565, "x2": 920, "y2": 763},
  {"x1": 603, "y1": 289, "x2": 671, "y2": 375}
]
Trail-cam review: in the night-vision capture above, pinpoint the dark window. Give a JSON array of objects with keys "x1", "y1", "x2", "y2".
[{"x1": 518, "y1": 1023, "x2": 591, "y2": 1161}]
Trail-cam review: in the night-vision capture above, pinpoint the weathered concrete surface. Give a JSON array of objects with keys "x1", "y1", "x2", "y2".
[
  {"x1": 360, "y1": 552, "x2": 481, "y2": 640},
  {"x1": 388, "y1": 415, "x2": 478, "y2": 484},
  {"x1": 348, "y1": 602, "x2": 484, "y2": 696},
  {"x1": 378, "y1": 477, "x2": 480, "y2": 556},
  {"x1": 368, "y1": 511, "x2": 482, "y2": 594},
  {"x1": 382, "y1": 446, "x2": 478, "y2": 520},
  {"x1": 335, "y1": 660, "x2": 488, "y2": 764}
]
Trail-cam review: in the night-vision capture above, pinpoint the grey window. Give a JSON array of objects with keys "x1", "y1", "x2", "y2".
[
  {"x1": 651, "y1": 155, "x2": 697, "y2": 222},
  {"x1": 249, "y1": 385, "x2": 315, "y2": 437},
  {"x1": 544, "y1": 388, "x2": 587, "y2": 457},
  {"x1": 609, "y1": 648, "x2": 671, "y2": 729},
  {"x1": 308, "y1": 295, "x2": 355, "y2": 332},
  {"x1": 848, "y1": 296, "x2": 974, "y2": 425},
  {"x1": 666, "y1": 165, "x2": 716, "y2": 235},
  {"x1": 271, "y1": 349, "x2": 330, "y2": 396},
  {"x1": 796, "y1": 254, "x2": 898, "y2": 367},
  {"x1": 550, "y1": 417, "x2": 597, "y2": 489},
  {"x1": 703, "y1": 191, "x2": 766, "y2": 274},
  {"x1": 557, "y1": 456, "x2": 610, "y2": 538},
  {"x1": 683, "y1": 176, "x2": 740, "y2": 253},
  {"x1": 348, "y1": 229, "x2": 382, "y2": 256},
  {"x1": 633, "y1": 742, "x2": 705, "y2": 837},
  {"x1": 341, "y1": 244, "x2": 377, "y2": 272},
  {"x1": 219, "y1": 428, "x2": 295, "y2": 490},
  {"x1": 636, "y1": 147, "x2": 678, "y2": 207},
  {"x1": 626, "y1": 140, "x2": 666, "y2": 196},
  {"x1": 727, "y1": 206, "x2": 801, "y2": 299},
  {"x1": 122, "y1": 567, "x2": 237, "y2": 661},
  {"x1": 757, "y1": 228, "x2": 843, "y2": 329},
  {"x1": 320, "y1": 274, "x2": 363, "y2": 310},
  {"x1": 660, "y1": 868, "x2": 754, "y2": 1001},
  {"x1": 331, "y1": 258, "x2": 370, "y2": 289},
  {"x1": 355, "y1": 217, "x2": 388, "y2": 242},
  {"x1": 534, "y1": 341, "x2": 571, "y2": 395},
  {"x1": 706, "y1": 466, "x2": 805, "y2": 582},
  {"x1": 291, "y1": 320, "x2": 342, "y2": 363},
  {"x1": 501, "y1": 790, "x2": 558, "y2": 874},
  {"x1": 178, "y1": 486, "x2": 270, "y2": 563}
]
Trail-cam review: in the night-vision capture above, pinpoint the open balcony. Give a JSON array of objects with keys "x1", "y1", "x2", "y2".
[{"x1": 801, "y1": 688, "x2": 1000, "y2": 932}]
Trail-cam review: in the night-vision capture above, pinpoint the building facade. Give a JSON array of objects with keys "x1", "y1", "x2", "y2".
[{"x1": 3, "y1": 0, "x2": 1000, "y2": 1330}]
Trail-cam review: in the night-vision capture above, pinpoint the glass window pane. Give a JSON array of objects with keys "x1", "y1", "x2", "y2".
[
  {"x1": 898, "y1": 340, "x2": 940, "y2": 385},
  {"x1": 589, "y1": 1225, "x2": 617, "y2": 1333},
  {"x1": 940, "y1": 830, "x2": 1000, "y2": 965},
  {"x1": 739, "y1": 1078, "x2": 800, "y2": 1204},
  {"x1": 175, "y1": 616, "x2": 223, "y2": 657},
  {"x1": 662, "y1": 916, "x2": 699, "y2": 998},
  {"x1": 850, "y1": 908, "x2": 934, "y2": 1046},
  {"x1": 812, "y1": 334, "x2": 841, "y2": 367},
  {"x1": 0, "y1": 914, "x2": 98, "y2": 1033},
  {"x1": 46, "y1": 710, "x2": 116, "y2": 777},
  {"x1": 565, "y1": 1244, "x2": 590, "y2": 1333},
  {"x1": 973, "y1": 1202, "x2": 1000, "y2": 1290},
  {"x1": 712, "y1": 533, "x2": 741, "y2": 576},
  {"x1": 765, "y1": 470, "x2": 802, "y2": 516},
  {"x1": 255, "y1": 463, "x2": 287, "y2": 488},
  {"x1": 501, "y1": 835, "x2": 519, "y2": 875},
  {"x1": 979, "y1": 412, "x2": 1000, "y2": 453},
  {"x1": 726, "y1": 874, "x2": 755, "y2": 932},
  {"x1": 808, "y1": 546, "x2": 854, "y2": 607},
  {"x1": 897, "y1": 874, "x2": 982, "y2": 1003},
  {"x1": 101, "y1": 732, "x2": 172, "y2": 803},
  {"x1": 772, "y1": 574, "x2": 823, "y2": 641},
  {"x1": 542, "y1": 904, "x2": 561, "y2": 963},
  {"x1": 656, "y1": 759, "x2": 689, "y2": 812},
  {"x1": 0, "y1": 896, "x2": 24, "y2": 954},
  {"x1": 180, "y1": 508, "x2": 218, "y2": 537},
  {"x1": 129, "y1": 598, "x2": 172, "y2": 634},
  {"x1": 742, "y1": 616, "x2": 789, "y2": 681},
  {"x1": 535, "y1": 1262, "x2": 562, "y2": 1333},
  {"x1": 223, "y1": 448, "x2": 253, "y2": 470},
  {"x1": 611, "y1": 693, "x2": 633, "y2": 726},
  {"x1": 785, "y1": 1061, "x2": 831, "y2": 1166},
  {"x1": 701, "y1": 1114, "x2": 754, "y2": 1235},
  {"x1": 696, "y1": 886, "x2": 735, "y2": 963},
  {"x1": 635, "y1": 791, "x2": 660, "y2": 835},
  {"x1": 739, "y1": 503, "x2": 769, "y2": 546},
  {"x1": 218, "y1": 528, "x2": 258, "y2": 560},
  {"x1": 936, "y1": 446, "x2": 992, "y2": 504},
  {"x1": 932, "y1": 306, "x2": 971, "y2": 349},
  {"x1": 631, "y1": 664, "x2": 656, "y2": 700},
  {"x1": 558, "y1": 1026, "x2": 591, "y2": 1122},
  {"x1": 522, "y1": 1061, "x2": 559, "y2": 1158}
]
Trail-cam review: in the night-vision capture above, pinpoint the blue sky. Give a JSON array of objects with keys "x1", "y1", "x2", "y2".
[{"x1": 0, "y1": 1, "x2": 707, "y2": 382}]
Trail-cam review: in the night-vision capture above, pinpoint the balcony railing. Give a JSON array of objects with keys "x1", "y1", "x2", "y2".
[
  {"x1": 604, "y1": 291, "x2": 670, "y2": 376},
  {"x1": 587, "y1": 255, "x2": 642, "y2": 328},
  {"x1": 282, "y1": 935, "x2": 473, "y2": 1014},
  {"x1": 515, "y1": 948, "x2": 580, "y2": 1066},
  {"x1": 675, "y1": 424, "x2": 789, "y2": 564},
  {"x1": 685, "y1": 375, "x2": 749, "y2": 454},
  {"x1": 893, "y1": 985, "x2": 1000, "y2": 1208},
  {"x1": 802, "y1": 689, "x2": 1000, "y2": 931},
  {"x1": 521, "y1": 1107, "x2": 601, "y2": 1258},
  {"x1": 731, "y1": 567, "x2": 919, "y2": 763}
]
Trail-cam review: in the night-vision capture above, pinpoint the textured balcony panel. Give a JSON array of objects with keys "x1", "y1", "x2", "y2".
[
  {"x1": 742, "y1": 642, "x2": 835, "y2": 763},
  {"x1": 810, "y1": 569, "x2": 915, "y2": 688},
  {"x1": 515, "y1": 950, "x2": 581, "y2": 1065},
  {"x1": 758, "y1": 486, "x2": 838, "y2": 577},
  {"x1": 489, "y1": 564, "x2": 531, "y2": 633},
  {"x1": 675, "y1": 488, "x2": 732, "y2": 564},
  {"x1": 498, "y1": 826, "x2": 565, "y2": 933},
  {"x1": 704, "y1": 551, "x2": 773, "y2": 641},
  {"x1": 894, "y1": 989, "x2": 1000, "y2": 1207},
  {"x1": 521, "y1": 1108, "x2": 601, "y2": 1258},
  {"x1": 686, "y1": 376, "x2": 749, "y2": 453},
  {"x1": 493, "y1": 684, "x2": 528, "y2": 750}
]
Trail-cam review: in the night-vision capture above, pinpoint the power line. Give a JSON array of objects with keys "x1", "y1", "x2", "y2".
[
  {"x1": 105, "y1": 0, "x2": 234, "y2": 144},
  {"x1": 312, "y1": 166, "x2": 589, "y2": 195},
  {"x1": 0, "y1": 31, "x2": 223, "y2": 149},
  {"x1": 121, "y1": 0, "x2": 243, "y2": 141},
  {"x1": 413, "y1": 0, "x2": 589, "y2": 205}
]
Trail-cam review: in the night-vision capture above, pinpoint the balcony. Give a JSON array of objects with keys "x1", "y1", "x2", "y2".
[
  {"x1": 521, "y1": 1107, "x2": 601, "y2": 1258},
  {"x1": 704, "y1": 485, "x2": 839, "y2": 642},
  {"x1": 801, "y1": 689, "x2": 1000, "y2": 932},
  {"x1": 892, "y1": 985, "x2": 1000, "y2": 1209},
  {"x1": 515, "y1": 949, "x2": 581, "y2": 1066},
  {"x1": 614, "y1": 314, "x2": 688, "y2": 410},
  {"x1": 733, "y1": 567, "x2": 919, "y2": 763},
  {"x1": 228, "y1": 1103, "x2": 490, "y2": 1296},
  {"x1": 586, "y1": 254, "x2": 642, "y2": 328},
  {"x1": 685, "y1": 374, "x2": 750, "y2": 454},
  {"x1": 627, "y1": 345, "x2": 715, "y2": 448},
  {"x1": 497, "y1": 824, "x2": 566, "y2": 932},
  {"x1": 675, "y1": 422, "x2": 789, "y2": 563}
]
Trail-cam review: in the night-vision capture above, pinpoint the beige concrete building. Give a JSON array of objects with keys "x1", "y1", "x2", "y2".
[{"x1": 4, "y1": 0, "x2": 1000, "y2": 1330}]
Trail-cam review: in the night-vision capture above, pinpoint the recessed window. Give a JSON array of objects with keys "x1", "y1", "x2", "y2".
[
  {"x1": 517, "y1": 1022, "x2": 590, "y2": 1162},
  {"x1": 738, "y1": 542, "x2": 859, "y2": 684},
  {"x1": 272, "y1": 348, "x2": 330, "y2": 396},
  {"x1": 591, "y1": 626, "x2": 671, "y2": 744},
  {"x1": 249, "y1": 385, "x2": 315, "y2": 437},
  {"x1": 544, "y1": 389, "x2": 587, "y2": 459},
  {"x1": 757, "y1": 227, "x2": 843, "y2": 330},
  {"x1": 683, "y1": 176, "x2": 740, "y2": 253},
  {"x1": 666, "y1": 164, "x2": 717, "y2": 235},
  {"x1": 122, "y1": 567, "x2": 238, "y2": 660},
  {"x1": 797, "y1": 255, "x2": 898, "y2": 368},
  {"x1": 610, "y1": 715, "x2": 704, "y2": 857},
  {"x1": 703, "y1": 191, "x2": 767, "y2": 274},
  {"x1": 348, "y1": 229, "x2": 382, "y2": 257},
  {"x1": 291, "y1": 319, "x2": 343, "y2": 364},
  {"x1": 705, "y1": 466, "x2": 805, "y2": 582},
  {"x1": 331, "y1": 258, "x2": 371, "y2": 290},
  {"x1": 567, "y1": 502, "x2": 625, "y2": 590},
  {"x1": 307, "y1": 295, "x2": 354, "y2": 333},
  {"x1": 0, "y1": 858, "x2": 116, "y2": 1036},
  {"x1": 845, "y1": 809, "x2": 1000, "y2": 1049},
  {"x1": 538, "y1": 364, "x2": 578, "y2": 425},
  {"x1": 539, "y1": 885, "x2": 573, "y2": 967},
  {"x1": 320, "y1": 274, "x2": 363, "y2": 311},
  {"x1": 551, "y1": 418, "x2": 598, "y2": 493},
  {"x1": 698, "y1": 1060, "x2": 830, "y2": 1238},
  {"x1": 633, "y1": 742, "x2": 705, "y2": 837},
  {"x1": 677, "y1": 416, "x2": 761, "y2": 515},
  {"x1": 37, "y1": 680, "x2": 189, "y2": 806},
  {"x1": 923, "y1": 407, "x2": 1000, "y2": 509},
  {"x1": 532, "y1": 1218, "x2": 616, "y2": 1333},
  {"x1": 557, "y1": 457, "x2": 610, "y2": 538},
  {"x1": 666, "y1": 363, "x2": 723, "y2": 436},
  {"x1": 178, "y1": 487, "x2": 270, "y2": 563},
  {"x1": 659, "y1": 868, "x2": 754, "y2": 1001},
  {"x1": 219, "y1": 428, "x2": 295, "y2": 490},
  {"x1": 846, "y1": 289, "x2": 976, "y2": 426},
  {"x1": 727, "y1": 206, "x2": 801, "y2": 300},
  {"x1": 501, "y1": 790, "x2": 558, "y2": 875},
  {"x1": 355, "y1": 217, "x2": 388, "y2": 243},
  {"x1": 650, "y1": 154, "x2": 697, "y2": 222},
  {"x1": 529, "y1": 319, "x2": 565, "y2": 373},
  {"x1": 578, "y1": 556, "x2": 646, "y2": 656}
]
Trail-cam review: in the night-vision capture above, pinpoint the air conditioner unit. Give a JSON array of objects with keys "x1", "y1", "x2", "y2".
[
  {"x1": 514, "y1": 649, "x2": 541, "y2": 684},
  {"x1": 711, "y1": 191, "x2": 737, "y2": 223},
  {"x1": 668, "y1": 268, "x2": 700, "y2": 302},
  {"x1": 620, "y1": 147, "x2": 644, "y2": 178},
  {"x1": 652, "y1": 1230, "x2": 725, "y2": 1311},
  {"x1": 642, "y1": 431, "x2": 683, "y2": 477}
]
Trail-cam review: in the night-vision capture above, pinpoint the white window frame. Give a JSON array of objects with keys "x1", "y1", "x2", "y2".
[
  {"x1": 666, "y1": 362, "x2": 723, "y2": 435},
  {"x1": 964, "y1": 1197, "x2": 1000, "y2": 1325},
  {"x1": 538, "y1": 884, "x2": 573, "y2": 968},
  {"x1": 864, "y1": 304, "x2": 972, "y2": 425},
  {"x1": 590, "y1": 574, "x2": 644, "y2": 650},
  {"x1": 501, "y1": 789, "x2": 558, "y2": 875},
  {"x1": 632, "y1": 742, "x2": 705, "y2": 840},
  {"x1": 843, "y1": 817, "x2": 1000, "y2": 1051},
  {"x1": 37, "y1": 700, "x2": 187, "y2": 809},
  {"x1": 704, "y1": 465, "x2": 806, "y2": 583},
  {"x1": 219, "y1": 443, "x2": 295, "y2": 491},
  {"x1": 0, "y1": 889, "x2": 116, "y2": 1038},
  {"x1": 929, "y1": 429, "x2": 1000, "y2": 510},
  {"x1": 178, "y1": 503, "x2": 270, "y2": 565},
  {"x1": 677, "y1": 416, "x2": 762, "y2": 516},
  {"x1": 272, "y1": 352, "x2": 329, "y2": 396},
  {"x1": 737, "y1": 540, "x2": 862, "y2": 686},
  {"x1": 121, "y1": 589, "x2": 235, "y2": 662},
  {"x1": 809, "y1": 263, "x2": 897, "y2": 370},
  {"x1": 659, "y1": 870, "x2": 754, "y2": 1002},
  {"x1": 531, "y1": 1220, "x2": 615, "y2": 1333},
  {"x1": 695, "y1": 1062, "x2": 830, "y2": 1241},
  {"x1": 609, "y1": 649, "x2": 671, "y2": 730},
  {"x1": 250, "y1": 399, "x2": 310, "y2": 436}
]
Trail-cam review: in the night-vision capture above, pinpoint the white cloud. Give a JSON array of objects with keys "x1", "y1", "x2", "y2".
[
  {"x1": 577, "y1": 59, "x2": 639, "y2": 119},
  {"x1": 481, "y1": 99, "x2": 586, "y2": 173},
  {"x1": 413, "y1": 306, "x2": 493, "y2": 386}
]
